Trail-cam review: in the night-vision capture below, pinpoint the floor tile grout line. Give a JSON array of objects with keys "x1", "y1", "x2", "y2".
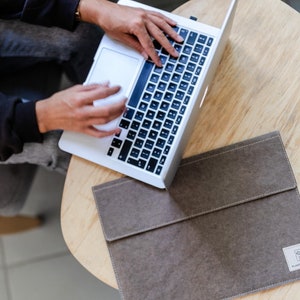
[
  {"x1": 5, "y1": 249, "x2": 72, "y2": 270},
  {"x1": 0, "y1": 237, "x2": 13, "y2": 300}
]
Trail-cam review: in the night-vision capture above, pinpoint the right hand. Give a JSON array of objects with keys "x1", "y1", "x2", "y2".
[
  {"x1": 79, "y1": 0, "x2": 184, "y2": 66},
  {"x1": 35, "y1": 83, "x2": 127, "y2": 137}
]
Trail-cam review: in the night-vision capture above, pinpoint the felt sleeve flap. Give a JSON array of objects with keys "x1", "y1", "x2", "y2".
[{"x1": 93, "y1": 131, "x2": 296, "y2": 242}]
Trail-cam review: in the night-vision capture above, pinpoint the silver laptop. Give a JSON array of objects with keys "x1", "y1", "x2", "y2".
[{"x1": 59, "y1": 0, "x2": 238, "y2": 189}]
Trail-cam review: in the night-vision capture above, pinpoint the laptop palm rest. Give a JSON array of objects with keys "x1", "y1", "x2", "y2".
[{"x1": 89, "y1": 47, "x2": 140, "y2": 132}]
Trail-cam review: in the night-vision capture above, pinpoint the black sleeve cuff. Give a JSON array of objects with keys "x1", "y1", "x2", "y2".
[
  {"x1": 14, "y1": 100, "x2": 43, "y2": 143},
  {"x1": 21, "y1": 0, "x2": 80, "y2": 30}
]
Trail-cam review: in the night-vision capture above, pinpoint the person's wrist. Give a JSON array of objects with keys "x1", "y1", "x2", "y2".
[
  {"x1": 75, "y1": 0, "x2": 82, "y2": 21},
  {"x1": 78, "y1": 0, "x2": 112, "y2": 28},
  {"x1": 35, "y1": 100, "x2": 49, "y2": 133}
]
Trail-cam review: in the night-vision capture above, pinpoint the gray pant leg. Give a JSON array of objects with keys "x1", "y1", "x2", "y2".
[
  {"x1": 0, "y1": 21, "x2": 102, "y2": 174},
  {"x1": 0, "y1": 20, "x2": 103, "y2": 83},
  {"x1": 1, "y1": 131, "x2": 71, "y2": 175},
  {"x1": 0, "y1": 21, "x2": 100, "y2": 214}
]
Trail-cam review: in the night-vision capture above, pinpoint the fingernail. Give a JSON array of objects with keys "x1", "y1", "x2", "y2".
[
  {"x1": 174, "y1": 50, "x2": 179, "y2": 57},
  {"x1": 100, "y1": 80, "x2": 110, "y2": 87},
  {"x1": 178, "y1": 35, "x2": 184, "y2": 43},
  {"x1": 141, "y1": 51, "x2": 148, "y2": 60}
]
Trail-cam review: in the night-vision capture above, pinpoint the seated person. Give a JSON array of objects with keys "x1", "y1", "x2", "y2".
[{"x1": 0, "y1": 0, "x2": 184, "y2": 174}]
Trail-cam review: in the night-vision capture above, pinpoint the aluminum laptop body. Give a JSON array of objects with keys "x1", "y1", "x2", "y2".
[{"x1": 59, "y1": 0, "x2": 238, "y2": 189}]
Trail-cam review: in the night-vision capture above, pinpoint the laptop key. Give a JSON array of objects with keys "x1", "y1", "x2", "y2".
[
  {"x1": 128, "y1": 158, "x2": 146, "y2": 169},
  {"x1": 179, "y1": 28, "x2": 188, "y2": 40},
  {"x1": 146, "y1": 158, "x2": 158, "y2": 172},
  {"x1": 141, "y1": 149, "x2": 150, "y2": 159},
  {"x1": 183, "y1": 72, "x2": 192, "y2": 81},
  {"x1": 207, "y1": 37, "x2": 214, "y2": 46},
  {"x1": 160, "y1": 155, "x2": 166, "y2": 165},
  {"x1": 175, "y1": 90, "x2": 185, "y2": 101},
  {"x1": 179, "y1": 55, "x2": 188, "y2": 64},
  {"x1": 203, "y1": 47, "x2": 210, "y2": 56},
  {"x1": 134, "y1": 111, "x2": 144, "y2": 121},
  {"x1": 187, "y1": 31, "x2": 198, "y2": 45},
  {"x1": 152, "y1": 148, "x2": 162, "y2": 158},
  {"x1": 165, "y1": 63, "x2": 175, "y2": 72},
  {"x1": 153, "y1": 120, "x2": 162, "y2": 130},
  {"x1": 131, "y1": 121, "x2": 140, "y2": 131},
  {"x1": 198, "y1": 34, "x2": 207, "y2": 44},
  {"x1": 171, "y1": 73, "x2": 181, "y2": 83},
  {"x1": 175, "y1": 64, "x2": 185, "y2": 73},
  {"x1": 157, "y1": 111, "x2": 166, "y2": 120},
  {"x1": 164, "y1": 92, "x2": 173, "y2": 101},
  {"x1": 162, "y1": 72, "x2": 171, "y2": 82},
  {"x1": 168, "y1": 135, "x2": 175, "y2": 145},
  {"x1": 112, "y1": 138, "x2": 122, "y2": 148},
  {"x1": 195, "y1": 66, "x2": 202, "y2": 75},
  {"x1": 107, "y1": 147, "x2": 114, "y2": 156},
  {"x1": 123, "y1": 108, "x2": 134, "y2": 120},
  {"x1": 138, "y1": 129, "x2": 148, "y2": 138},
  {"x1": 146, "y1": 110, "x2": 156, "y2": 119},
  {"x1": 183, "y1": 45, "x2": 192, "y2": 55},
  {"x1": 150, "y1": 74, "x2": 159, "y2": 83},
  {"x1": 174, "y1": 44, "x2": 182, "y2": 53},
  {"x1": 134, "y1": 138, "x2": 144, "y2": 148},
  {"x1": 155, "y1": 165, "x2": 162, "y2": 175},
  {"x1": 119, "y1": 119, "x2": 130, "y2": 129},
  {"x1": 194, "y1": 44, "x2": 203, "y2": 53},
  {"x1": 145, "y1": 140, "x2": 154, "y2": 150},
  {"x1": 164, "y1": 145, "x2": 171, "y2": 155},
  {"x1": 199, "y1": 57, "x2": 206, "y2": 66},
  {"x1": 118, "y1": 140, "x2": 133, "y2": 161},
  {"x1": 130, "y1": 148, "x2": 140, "y2": 158},
  {"x1": 127, "y1": 130, "x2": 136, "y2": 140}
]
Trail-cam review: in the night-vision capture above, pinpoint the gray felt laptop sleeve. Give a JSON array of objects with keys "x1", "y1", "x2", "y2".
[{"x1": 93, "y1": 131, "x2": 300, "y2": 300}]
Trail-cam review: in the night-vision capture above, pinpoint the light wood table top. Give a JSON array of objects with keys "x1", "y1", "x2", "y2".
[{"x1": 61, "y1": 0, "x2": 300, "y2": 298}]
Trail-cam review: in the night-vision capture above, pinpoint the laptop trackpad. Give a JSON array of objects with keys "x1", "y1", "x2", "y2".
[
  {"x1": 88, "y1": 47, "x2": 139, "y2": 97},
  {"x1": 88, "y1": 48, "x2": 140, "y2": 131}
]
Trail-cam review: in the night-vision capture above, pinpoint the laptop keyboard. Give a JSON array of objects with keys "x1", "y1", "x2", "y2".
[{"x1": 107, "y1": 26, "x2": 214, "y2": 175}]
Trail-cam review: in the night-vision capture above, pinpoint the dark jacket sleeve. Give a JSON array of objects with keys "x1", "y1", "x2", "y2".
[
  {"x1": 0, "y1": 92, "x2": 43, "y2": 161},
  {"x1": 0, "y1": 0, "x2": 80, "y2": 30}
]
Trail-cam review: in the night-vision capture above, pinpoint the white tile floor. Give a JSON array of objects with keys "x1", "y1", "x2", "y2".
[
  {"x1": 0, "y1": 1, "x2": 298, "y2": 299},
  {"x1": 0, "y1": 168, "x2": 121, "y2": 300}
]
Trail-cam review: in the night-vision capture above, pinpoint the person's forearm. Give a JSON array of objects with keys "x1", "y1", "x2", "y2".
[
  {"x1": 0, "y1": 0, "x2": 80, "y2": 30},
  {"x1": 77, "y1": 0, "x2": 113, "y2": 29}
]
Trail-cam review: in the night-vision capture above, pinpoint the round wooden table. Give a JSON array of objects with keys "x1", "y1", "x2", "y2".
[{"x1": 61, "y1": 0, "x2": 300, "y2": 298}]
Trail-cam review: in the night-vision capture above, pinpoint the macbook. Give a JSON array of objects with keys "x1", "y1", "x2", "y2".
[{"x1": 59, "y1": 0, "x2": 238, "y2": 188}]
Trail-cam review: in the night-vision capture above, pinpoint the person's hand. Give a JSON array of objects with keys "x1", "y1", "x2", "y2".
[
  {"x1": 35, "y1": 83, "x2": 126, "y2": 137},
  {"x1": 79, "y1": 0, "x2": 184, "y2": 66}
]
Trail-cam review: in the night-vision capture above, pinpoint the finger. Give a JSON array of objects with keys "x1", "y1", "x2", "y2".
[
  {"x1": 130, "y1": 25, "x2": 162, "y2": 66},
  {"x1": 147, "y1": 23, "x2": 179, "y2": 58},
  {"x1": 84, "y1": 97, "x2": 127, "y2": 121},
  {"x1": 148, "y1": 11, "x2": 177, "y2": 27},
  {"x1": 146, "y1": 20, "x2": 184, "y2": 58},
  {"x1": 79, "y1": 85, "x2": 122, "y2": 105},
  {"x1": 150, "y1": 14, "x2": 184, "y2": 43},
  {"x1": 84, "y1": 126, "x2": 121, "y2": 138},
  {"x1": 70, "y1": 83, "x2": 109, "y2": 93}
]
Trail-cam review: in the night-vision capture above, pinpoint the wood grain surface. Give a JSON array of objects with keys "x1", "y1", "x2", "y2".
[{"x1": 61, "y1": 0, "x2": 300, "y2": 298}]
